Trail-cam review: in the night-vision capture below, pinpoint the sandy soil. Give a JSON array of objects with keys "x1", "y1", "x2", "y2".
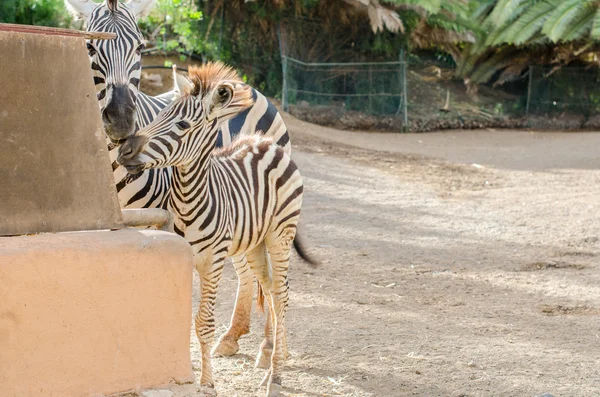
[{"x1": 148, "y1": 115, "x2": 600, "y2": 397}]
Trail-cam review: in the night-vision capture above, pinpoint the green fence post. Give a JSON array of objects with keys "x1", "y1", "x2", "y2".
[
  {"x1": 277, "y1": 24, "x2": 288, "y2": 113},
  {"x1": 369, "y1": 65, "x2": 373, "y2": 114},
  {"x1": 526, "y1": 65, "x2": 532, "y2": 117},
  {"x1": 282, "y1": 56, "x2": 288, "y2": 112},
  {"x1": 401, "y1": 49, "x2": 408, "y2": 132}
]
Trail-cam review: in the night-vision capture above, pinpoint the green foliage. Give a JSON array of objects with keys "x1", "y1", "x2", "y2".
[
  {"x1": 482, "y1": 0, "x2": 600, "y2": 45},
  {"x1": 456, "y1": 0, "x2": 600, "y2": 86},
  {"x1": 8, "y1": 0, "x2": 600, "y2": 94},
  {"x1": 489, "y1": 1, "x2": 555, "y2": 45},
  {"x1": 487, "y1": 0, "x2": 525, "y2": 28},
  {"x1": 134, "y1": 0, "x2": 483, "y2": 96},
  {"x1": 0, "y1": 0, "x2": 72, "y2": 27},
  {"x1": 140, "y1": 0, "x2": 207, "y2": 56}
]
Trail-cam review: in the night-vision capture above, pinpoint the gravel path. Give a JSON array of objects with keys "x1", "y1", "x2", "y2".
[{"x1": 162, "y1": 117, "x2": 600, "y2": 397}]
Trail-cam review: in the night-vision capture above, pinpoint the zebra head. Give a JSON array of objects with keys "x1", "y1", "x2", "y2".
[
  {"x1": 118, "y1": 63, "x2": 254, "y2": 174},
  {"x1": 65, "y1": 0, "x2": 156, "y2": 143}
]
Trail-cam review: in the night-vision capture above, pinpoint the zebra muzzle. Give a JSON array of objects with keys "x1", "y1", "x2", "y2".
[
  {"x1": 102, "y1": 85, "x2": 137, "y2": 142},
  {"x1": 122, "y1": 163, "x2": 145, "y2": 174},
  {"x1": 117, "y1": 135, "x2": 147, "y2": 174}
]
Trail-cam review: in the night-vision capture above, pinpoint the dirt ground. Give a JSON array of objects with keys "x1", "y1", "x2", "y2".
[{"x1": 154, "y1": 114, "x2": 600, "y2": 397}]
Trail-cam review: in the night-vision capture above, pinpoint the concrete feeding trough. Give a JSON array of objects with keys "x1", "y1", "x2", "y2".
[{"x1": 0, "y1": 24, "x2": 194, "y2": 396}]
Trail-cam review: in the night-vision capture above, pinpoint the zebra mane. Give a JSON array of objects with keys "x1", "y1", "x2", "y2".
[
  {"x1": 186, "y1": 62, "x2": 242, "y2": 97},
  {"x1": 213, "y1": 132, "x2": 273, "y2": 159},
  {"x1": 107, "y1": 0, "x2": 118, "y2": 12}
]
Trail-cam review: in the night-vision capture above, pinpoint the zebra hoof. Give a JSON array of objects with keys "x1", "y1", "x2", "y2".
[
  {"x1": 266, "y1": 381, "x2": 282, "y2": 397},
  {"x1": 212, "y1": 335, "x2": 240, "y2": 357},
  {"x1": 198, "y1": 385, "x2": 217, "y2": 397},
  {"x1": 255, "y1": 348, "x2": 272, "y2": 369}
]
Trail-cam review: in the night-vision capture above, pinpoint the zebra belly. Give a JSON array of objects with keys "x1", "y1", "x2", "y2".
[{"x1": 227, "y1": 235, "x2": 266, "y2": 258}]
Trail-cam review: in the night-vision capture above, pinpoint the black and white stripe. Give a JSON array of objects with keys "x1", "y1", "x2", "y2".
[
  {"x1": 86, "y1": 3, "x2": 144, "y2": 107},
  {"x1": 117, "y1": 64, "x2": 304, "y2": 397}
]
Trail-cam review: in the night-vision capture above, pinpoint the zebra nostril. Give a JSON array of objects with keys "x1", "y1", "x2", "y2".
[
  {"x1": 120, "y1": 143, "x2": 133, "y2": 159},
  {"x1": 102, "y1": 108, "x2": 112, "y2": 123}
]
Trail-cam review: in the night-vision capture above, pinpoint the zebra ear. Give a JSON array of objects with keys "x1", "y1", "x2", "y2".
[
  {"x1": 207, "y1": 83, "x2": 234, "y2": 118},
  {"x1": 173, "y1": 66, "x2": 192, "y2": 99},
  {"x1": 126, "y1": 0, "x2": 157, "y2": 18},
  {"x1": 64, "y1": 0, "x2": 96, "y2": 20}
]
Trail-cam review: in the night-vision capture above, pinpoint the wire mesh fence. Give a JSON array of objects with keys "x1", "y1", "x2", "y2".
[
  {"x1": 280, "y1": 50, "x2": 524, "y2": 132},
  {"x1": 282, "y1": 54, "x2": 408, "y2": 122},
  {"x1": 526, "y1": 66, "x2": 600, "y2": 118},
  {"x1": 141, "y1": 15, "x2": 600, "y2": 133},
  {"x1": 276, "y1": 16, "x2": 411, "y2": 130},
  {"x1": 402, "y1": 54, "x2": 531, "y2": 130},
  {"x1": 283, "y1": 55, "x2": 600, "y2": 131},
  {"x1": 277, "y1": 18, "x2": 600, "y2": 133}
]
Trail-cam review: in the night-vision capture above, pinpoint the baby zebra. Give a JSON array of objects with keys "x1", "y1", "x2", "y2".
[{"x1": 118, "y1": 62, "x2": 311, "y2": 397}]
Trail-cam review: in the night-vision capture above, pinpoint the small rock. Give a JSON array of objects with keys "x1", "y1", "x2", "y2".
[
  {"x1": 534, "y1": 394, "x2": 555, "y2": 397},
  {"x1": 141, "y1": 390, "x2": 174, "y2": 397},
  {"x1": 467, "y1": 360, "x2": 476, "y2": 368},
  {"x1": 415, "y1": 370, "x2": 421, "y2": 375}
]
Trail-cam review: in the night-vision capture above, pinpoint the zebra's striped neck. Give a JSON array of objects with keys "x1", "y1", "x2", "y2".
[{"x1": 168, "y1": 122, "x2": 221, "y2": 225}]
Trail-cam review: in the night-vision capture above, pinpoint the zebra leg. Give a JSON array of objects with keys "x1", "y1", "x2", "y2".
[
  {"x1": 242, "y1": 244, "x2": 275, "y2": 369},
  {"x1": 256, "y1": 295, "x2": 274, "y2": 369},
  {"x1": 212, "y1": 255, "x2": 254, "y2": 357},
  {"x1": 262, "y1": 232, "x2": 294, "y2": 397},
  {"x1": 260, "y1": 297, "x2": 289, "y2": 367},
  {"x1": 195, "y1": 252, "x2": 226, "y2": 396}
]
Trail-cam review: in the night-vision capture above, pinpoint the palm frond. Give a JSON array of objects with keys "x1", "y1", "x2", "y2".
[
  {"x1": 541, "y1": 0, "x2": 592, "y2": 42},
  {"x1": 469, "y1": 47, "x2": 521, "y2": 84},
  {"x1": 492, "y1": 0, "x2": 556, "y2": 45},
  {"x1": 411, "y1": 21, "x2": 475, "y2": 46},
  {"x1": 471, "y1": 0, "x2": 496, "y2": 22},
  {"x1": 344, "y1": 0, "x2": 404, "y2": 33},
  {"x1": 590, "y1": 3, "x2": 600, "y2": 38},
  {"x1": 486, "y1": 0, "x2": 525, "y2": 28},
  {"x1": 562, "y1": 6, "x2": 594, "y2": 41}
]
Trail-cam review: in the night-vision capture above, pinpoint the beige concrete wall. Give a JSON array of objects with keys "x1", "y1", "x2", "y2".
[
  {"x1": 0, "y1": 28, "x2": 123, "y2": 236},
  {"x1": 0, "y1": 229, "x2": 194, "y2": 397}
]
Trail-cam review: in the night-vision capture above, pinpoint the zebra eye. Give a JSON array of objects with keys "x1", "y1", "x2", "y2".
[
  {"x1": 86, "y1": 42, "x2": 97, "y2": 57},
  {"x1": 176, "y1": 120, "x2": 190, "y2": 130},
  {"x1": 135, "y1": 43, "x2": 145, "y2": 55}
]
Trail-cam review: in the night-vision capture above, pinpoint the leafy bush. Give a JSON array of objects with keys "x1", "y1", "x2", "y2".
[
  {"x1": 139, "y1": 0, "x2": 208, "y2": 58},
  {"x1": 0, "y1": 0, "x2": 72, "y2": 27}
]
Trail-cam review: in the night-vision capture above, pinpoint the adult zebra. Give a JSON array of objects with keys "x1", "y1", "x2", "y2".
[
  {"x1": 118, "y1": 62, "x2": 311, "y2": 397},
  {"x1": 64, "y1": 0, "x2": 290, "y2": 361}
]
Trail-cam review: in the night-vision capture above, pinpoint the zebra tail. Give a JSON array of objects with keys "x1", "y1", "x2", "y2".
[
  {"x1": 256, "y1": 281, "x2": 265, "y2": 314},
  {"x1": 293, "y1": 233, "x2": 319, "y2": 267}
]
